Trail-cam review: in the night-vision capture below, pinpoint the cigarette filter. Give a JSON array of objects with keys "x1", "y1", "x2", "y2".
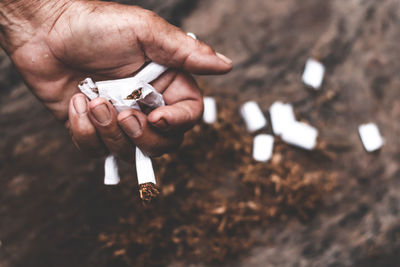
[
  {"x1": 253, "y1": 134, "x2": 274, "y2": 162},
  {"x1": 269, "y1": 101, "x2": 296, "y2": 136},
  {"x1": 104, "y1": 155, "x2": 120, "y2": 185},
  {"x1": 240, "y1": 101, "x2": 267, "y2": 133},
  {"x1": 203, "y1": 97, "x2": 217, "y2": 124},
  {"x1": 281, "y1": 121, "x2": 318, "y2": 150},
  {"x1": 78, "y1": 32, "x2": 197, "y2": 201},
  {"x1": 302, "y1": 58, "x2": 325, "y2": 89},
  {"x1": 358, "y1": 123, "x2": 384, "y2": 152}
]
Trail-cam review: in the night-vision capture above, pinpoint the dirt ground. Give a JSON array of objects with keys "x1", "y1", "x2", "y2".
[{"x1": 1, "y1": 0, "x2": 400, "y2": 266}]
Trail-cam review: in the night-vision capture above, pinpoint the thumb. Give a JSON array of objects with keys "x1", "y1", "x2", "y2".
[{"x1": 137, "y1": 10, "x2": 232, "y2": 75}]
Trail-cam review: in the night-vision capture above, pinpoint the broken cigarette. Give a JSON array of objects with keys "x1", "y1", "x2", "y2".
[
  {"x1": 78, "y1": 32, "x2": 197, "y2": 202},
  {"x1": 269, "y1": 101, "x2": 296, "y2": 136},
  {"x1": 104, "y1": 155, "x2": 120, "y2": 185},
  {"x1": 136, "y1": 147, "x2": 160, "y2": 202},
  {"x1": 78, "y1": 63, "x2": 167, "y2": 201}
]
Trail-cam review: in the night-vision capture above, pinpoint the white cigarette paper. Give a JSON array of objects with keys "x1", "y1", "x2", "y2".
[
  {"x1": 358, "y1": 123, "x2": 384, "y2": 152},
  {"x1": 135, "y1": 147, "x2": 156, "y2": 184},
  {"x1": 104, "y1": 155, "x2": 120, "y2": 185},
  {"x1": 240, "y1": 101, "x2": 267, "y2": 133},
  {"x1": 78, "y1": 78, "x2": 99, "y2": 100},
  {"x1": 78, "y1": 79, "x2": 122, "y2": 185},
  {"x1": 203, "y1": 97, "x2": 217, "y2": 124},
  {"x1": 269, "y1": 101, "x2": 296, "y2": 136},
  {"x1": 253, "y1": 134, "x2": 274, "y2": 162},
  {"x1": 302, "y1": 58, "x2": 325, "y2": 89},
  {"x1": 281, "y1": 121, "x2": 318, "y2": 150}
]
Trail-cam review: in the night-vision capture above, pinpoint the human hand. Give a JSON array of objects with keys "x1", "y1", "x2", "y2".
[{"x1": 0, "y1": 0, "x2": 232, "y2": 160}]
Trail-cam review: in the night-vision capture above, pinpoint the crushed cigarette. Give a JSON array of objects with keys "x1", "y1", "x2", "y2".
[
  {"x1": 78, "y1": 32, "x2": 198, "y2": 202},
  {"x1": 302, "y1": 58, "x2": 325, "y2": 89},
  {"x1": 269, "y1": 101, "x2": 296, "y2": 136},
  {"x1": 78, "y1": 62, "x2": 167, "y2": 201},
  {"x1": 253, "y1": 134, "x2": 274, "y2": 162},
  {"x1": 358, "y1": 123, "x2": 384, "y2": 152},
  {"x1": 240, "y1": 101, "x2": 267, "y2": 133},
  {"x1": 203, "y1": 97, "x2": 217, "y2": 124},
  {"x1": 281, "y1": 121, "x2": 318, "y2": 150}
]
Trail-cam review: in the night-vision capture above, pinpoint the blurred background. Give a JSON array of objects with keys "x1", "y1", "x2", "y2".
[{"x1": 1, "y1": 0, "x2": 400, "y2": 266}]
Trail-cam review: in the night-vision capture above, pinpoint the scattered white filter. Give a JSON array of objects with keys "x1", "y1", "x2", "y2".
[
  {"x1": 203, "y1": 97, "x2": 217, "y2": 124},
  {"x1": 269, "y1": 101, "x2": 296, "y2": 136},
  {"x1": 240, "y1": 101, "x2": 267, "y2": 133},
  {"x1": 104, "y1": 155, "x2": 120, "y2": 185},
  {"x1": 281, "y1": 121, "x2": 318, "y2": 150},
  {"x1": 253, "y1": 134, "x2": 274, "y2": 162},
  {"x1": 302, "y1": 58, "x2": 325, "y2": 89},
  {"x1": 79, "y1": 63, "x2": 167, "y2": 186},
  {"x1": 186, "y1": 32, "x2": 197, "y2": 40},
  {"x1": 358, "y1": 123, "x2": 384, "y2": 152}
]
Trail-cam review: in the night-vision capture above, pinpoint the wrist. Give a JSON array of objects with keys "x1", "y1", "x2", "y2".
[{"x1": 0, "y1": 0, "x2": 75, "y2": 53}]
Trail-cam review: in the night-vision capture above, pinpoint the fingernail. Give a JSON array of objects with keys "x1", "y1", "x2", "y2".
[
  {"x1": 153, "y1": 118, "x2": 169, "y2": 130},
  {"x1": 216, "y1": 52, "x2": 232, "y2": 65},
  {"x1": 121, "y1": 116, "x2": 142, "y2": 138},
  {"x1": 91, "y1": 103, "x2": 111, "y2": 124},
  {"x1": 73, "y1": 95, "x2": 87, "y2": 114}
]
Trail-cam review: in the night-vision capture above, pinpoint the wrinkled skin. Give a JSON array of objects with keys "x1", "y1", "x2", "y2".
[{"x1": 6, "y1": 0, "x2": 232, "y2": 160}]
